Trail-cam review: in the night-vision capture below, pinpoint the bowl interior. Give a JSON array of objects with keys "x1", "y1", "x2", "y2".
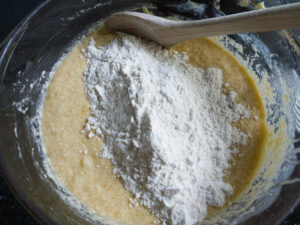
[{"x1": 0, "y1": 0, "x2": 299, "y2": 224}]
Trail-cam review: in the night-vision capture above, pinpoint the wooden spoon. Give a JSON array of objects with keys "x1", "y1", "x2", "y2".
[{"x1": 105, "y1": 3, "x2": 300, "y2": 47}]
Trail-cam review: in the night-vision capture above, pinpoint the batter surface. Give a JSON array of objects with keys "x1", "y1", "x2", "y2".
[{"x1": 42, "y1": 26, "x2": 267, "y2": 224}]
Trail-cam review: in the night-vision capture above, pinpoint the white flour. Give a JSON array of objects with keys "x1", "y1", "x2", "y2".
[{"x1": 83, "y1": 34, "x2": 250, "y2": 225}]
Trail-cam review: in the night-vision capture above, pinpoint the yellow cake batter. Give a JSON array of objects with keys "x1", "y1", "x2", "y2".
[{"x1": 42, "y1": 26, "x2": 267, "y2": 224}]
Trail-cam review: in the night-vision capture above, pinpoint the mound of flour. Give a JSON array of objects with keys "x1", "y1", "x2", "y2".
[{"x1": 83, "y1": 34, "x2": 249, "y2": 225}]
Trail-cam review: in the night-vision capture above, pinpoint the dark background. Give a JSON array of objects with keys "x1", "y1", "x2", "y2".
[{"x1": 0, "y1": 1, "x2": 299, "y2": 225}]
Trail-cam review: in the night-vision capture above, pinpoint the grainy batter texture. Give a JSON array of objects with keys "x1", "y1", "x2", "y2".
[{"x1": 42, "y1": 26, "x2": 267, "y2": 225}]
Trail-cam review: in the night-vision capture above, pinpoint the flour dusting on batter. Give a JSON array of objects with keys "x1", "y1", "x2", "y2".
[{"x1": 83, "y1": 34, "x2": 250, "y2": 225}]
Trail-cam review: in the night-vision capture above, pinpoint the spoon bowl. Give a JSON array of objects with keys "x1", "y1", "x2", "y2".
[{"x1": 106, "y1": 3, "x2": 300, "y2": 47}]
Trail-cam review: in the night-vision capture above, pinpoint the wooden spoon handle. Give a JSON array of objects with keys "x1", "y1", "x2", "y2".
[{"x1": 158, "y1": 2, "x2": 300, "y2": 46}]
